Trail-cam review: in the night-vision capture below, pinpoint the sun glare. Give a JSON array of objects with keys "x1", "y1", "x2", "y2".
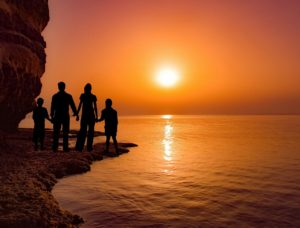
[
  {"x1": 156, "y1": 67, "x2": 180, "y2": 87},
  {"x1": 161, "y1": 115, "x2": 173, "y2": 119}
]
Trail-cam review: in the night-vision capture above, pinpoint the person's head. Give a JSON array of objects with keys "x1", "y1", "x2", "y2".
[
  {"x1": 58, "y1": 81, "x2": 65, "y2": 92},
  {"x1": 84, "y1": 83, "x2": 92, "y2": 94},
  {"x1": 37, "y1": 97, "x2": 44, "y2": 107},
  {"x1": 105, "y1": 98, "x2": 112, "y2": 108}
]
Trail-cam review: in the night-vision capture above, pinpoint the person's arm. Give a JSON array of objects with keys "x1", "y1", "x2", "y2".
[
  {"x1": 94, "y1": 98, "x2": 98, "y2": 120},
  {"x1": 115, "y1": 111, "x2": 118, "y2": 131},
  {"x1": 75, "y1": 100, "x2": 82, "y2": 121},
  {"x1": 45, "y1": 109, "x2": 52, "y2": 123},
  {"x1": 77, "y1": 100, "x2": 82, "y2": 116},
  {"x1": 98, "y1": 110, "x2": 104, "y2": 122},
  {"x1": 32, "y1": 109, "x2": 37, "y2": 120},
  {"x1": 50, "y1": 95, "x2": 55, "y2": 119},
  {"x1": 76, "y1": 94, "x2": 84, "y2": 121},
  {"x1": 116, "y1": 111, "x2": 118, "y2": 125},
  {"x1": 69, "y1": 95, "x2": 78, "y2": 117}
]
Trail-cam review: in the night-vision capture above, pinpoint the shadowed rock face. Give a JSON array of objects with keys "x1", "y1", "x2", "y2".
[{"x1": 0, "y1": 0, "x2": 49, "y2": 132}]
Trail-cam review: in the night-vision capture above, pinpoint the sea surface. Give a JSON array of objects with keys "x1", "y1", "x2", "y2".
[{"x1": 23, "y1": 115, "x2": 300, "y2": 227}]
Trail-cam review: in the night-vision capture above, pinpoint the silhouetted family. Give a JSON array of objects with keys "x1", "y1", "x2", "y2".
[{"x1": 32, "y1": 81, "x2": 119, "y2": 155}]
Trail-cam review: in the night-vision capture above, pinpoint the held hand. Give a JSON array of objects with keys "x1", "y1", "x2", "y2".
[{"x1": 48, "y1": 117, "x2": 54, "y2": 124}]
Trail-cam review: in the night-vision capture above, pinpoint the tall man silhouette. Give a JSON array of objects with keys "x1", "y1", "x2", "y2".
[{"x1": 51, "y1": 82, "x2": 78, "y2": 152}]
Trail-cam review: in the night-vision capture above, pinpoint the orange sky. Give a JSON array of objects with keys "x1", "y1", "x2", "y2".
[{"x1": 40, "y1": 0, "x2": 300, "y2": 114}]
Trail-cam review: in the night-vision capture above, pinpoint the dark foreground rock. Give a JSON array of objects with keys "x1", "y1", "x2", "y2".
[{"x1": 0, "y1": 129, "x2": 137, "y2": 227}]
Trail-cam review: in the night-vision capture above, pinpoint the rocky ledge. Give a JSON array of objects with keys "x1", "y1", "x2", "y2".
[{"x1": 0, "y1": 129, "x2": 137, "y2": 227}]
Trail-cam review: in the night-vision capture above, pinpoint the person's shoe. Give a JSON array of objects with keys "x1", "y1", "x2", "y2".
[
  {"x1": 34, "y1": 145, "x2": 38, "y2": 151},
  {"x1": 87, "y1": 148, "x2": 93, "y2": 152},
  {"x1": 40, "y1": 146, "x2": 45, "y2": 151},
  {"x1": 63, "y1": 148, "x2": 70, "y2": 152}
]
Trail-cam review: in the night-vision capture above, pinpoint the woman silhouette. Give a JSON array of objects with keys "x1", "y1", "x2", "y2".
[{"x1": 75, "y1": 83, "x2": 98, "y2": 152}]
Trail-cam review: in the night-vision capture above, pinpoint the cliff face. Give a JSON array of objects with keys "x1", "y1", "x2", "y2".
[{"x1": 0, "y1": 0, "x2": 49, "y2": 132}]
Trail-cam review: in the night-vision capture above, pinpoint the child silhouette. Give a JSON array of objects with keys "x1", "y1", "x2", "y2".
[
  {"x1": 97, "y1": 99, "x2": 119, "y2": 155},
  {"x1": 32, "y1": 98, "x2": 52, "y2": 150}
]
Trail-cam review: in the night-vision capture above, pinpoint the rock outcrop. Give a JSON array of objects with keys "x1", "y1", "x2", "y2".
[
  {"x1": 0, "y1": 0, "x2": 49, "y2": 132},
  {"x1": 0, "y1": 129, "x2": 137, "y2": 227}
]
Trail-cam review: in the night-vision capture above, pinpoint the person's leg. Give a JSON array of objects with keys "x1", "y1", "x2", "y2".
[
  {"x1": 75, "y1": 118, "x2": 87, "y2": 151},
  {"x1": 87, "y1": 119, "x2": 95, "y2": 152},
  {"x1": 105, "y1": 135, "x2": 111, "y2": 152},
  {"x1": 40, "y1": 128, "x2": 45, "y2": 150},
  {"x1": 33, "y1": 126, "x2": 38, "y2": 150},
  {"x1": 62, "y1": 117, "x2": 70, "y2": 152},
  {"x1": 52, "y1": 120, "x2": 61, "y2": 152},
  {"x1": 112, "y1": 135, "x2": 119, "y2": 154}
]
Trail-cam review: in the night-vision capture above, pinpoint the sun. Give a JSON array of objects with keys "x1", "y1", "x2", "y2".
[{"x1": 156, "y1": 67, "x2": 180, "y2": 87}]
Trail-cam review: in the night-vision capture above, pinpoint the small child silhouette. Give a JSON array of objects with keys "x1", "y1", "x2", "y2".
[
  {"x1": 32, "y1": 98, "x2": 52, "y2": 150},
  {"x1": 97, "y1": 99, "x2": 119, "y2": 155}
]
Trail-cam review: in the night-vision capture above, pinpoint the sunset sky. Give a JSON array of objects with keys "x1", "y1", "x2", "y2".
[{"x1": 40, "y1": 0, "x2": 300, "y2": 115}]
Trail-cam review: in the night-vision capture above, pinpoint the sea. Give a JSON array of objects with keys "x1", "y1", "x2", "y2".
[{"x1": 20, "y1": 115, "x2": 300, "y2": 227}]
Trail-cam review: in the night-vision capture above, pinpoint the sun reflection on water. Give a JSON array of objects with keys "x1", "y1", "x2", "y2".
[
  {"x1": 163, "y1": 124, "x2": 173, "y2": 161},
  {"x1": 162, "y1": 115, "x2": 174, "y2": 162},
  {"x1": 161, "y1": 114, "x2": 173, "y2": 120}
]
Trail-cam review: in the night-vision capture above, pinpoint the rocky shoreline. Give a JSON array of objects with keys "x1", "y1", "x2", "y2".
[{"x1": 0, "y1": 128, "x2": 137, "y2": 227}]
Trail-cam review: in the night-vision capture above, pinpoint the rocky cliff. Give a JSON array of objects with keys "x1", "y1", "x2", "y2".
[{"x1": 0, "y1": 0, "x2": 49, "y2": 132}]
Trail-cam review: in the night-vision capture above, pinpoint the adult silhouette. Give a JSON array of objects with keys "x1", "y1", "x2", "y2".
[
  {"x1": 51, "y1": 82, "x2": 78, "y2": 152},
  {"x1": 97, "y1": 98, "x2": 119, "y2": 155},
  {"x1": 75, "y1": 83, "x2": 98, "y2": 152}
]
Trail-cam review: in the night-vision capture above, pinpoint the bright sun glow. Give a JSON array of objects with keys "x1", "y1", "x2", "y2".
[{"x1": 156, "y1": 67, "x2": 180, "y2": 87}]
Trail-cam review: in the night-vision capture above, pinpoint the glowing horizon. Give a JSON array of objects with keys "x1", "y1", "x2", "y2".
[{"x1": 40, "y1": 0, "x2": 300, "y2": 115}]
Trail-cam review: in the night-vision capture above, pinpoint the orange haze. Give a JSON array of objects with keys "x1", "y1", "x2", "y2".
[{"x1": 40, "y1": 0, "x2": 300, "y2": 115}]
